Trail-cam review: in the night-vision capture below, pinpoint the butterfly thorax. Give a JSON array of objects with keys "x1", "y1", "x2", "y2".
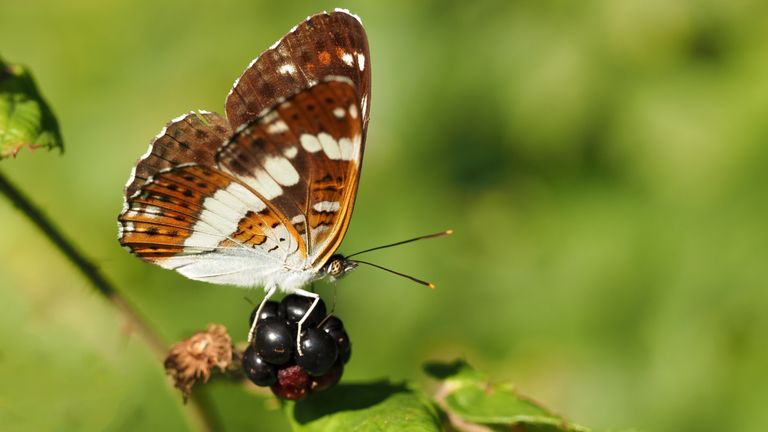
[{"x1": 265, "y1": 255, "x2": 354, "y2": 293}]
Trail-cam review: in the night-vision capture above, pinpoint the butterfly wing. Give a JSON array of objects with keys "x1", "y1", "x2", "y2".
[
  {"x1": 118, "y1": 10, "x2": 369, "y2": 288},
  {"x1": 217, "y1": 77, "x2": 365, "y2": 271},
  {"x1": 226, "y1": 9, "x2": 371, "y2": 138},
  {"x1": 119, "y1": 163, "x2": 299, "y2": 286},
  {"x1": 123, "y1": 111, "x2": 231, "y2": 198}
]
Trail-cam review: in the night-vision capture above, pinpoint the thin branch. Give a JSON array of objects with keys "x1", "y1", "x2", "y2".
[
  {"x1": 0, "y1": 171, "x2": 115, "y2": 296},
  {"x1": 0, "y1": 169, "x2": 219, "y2": 432}
]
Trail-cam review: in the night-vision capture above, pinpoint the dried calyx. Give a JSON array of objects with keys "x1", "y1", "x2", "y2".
[{"x1": 164, "y1": 324, "x2": 237, "y2": 398}]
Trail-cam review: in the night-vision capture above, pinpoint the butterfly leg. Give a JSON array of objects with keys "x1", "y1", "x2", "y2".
[
  {"x1": 247, "y1": 285, "x2": 277, "y2": 344},
  {"x1": 292, "y1": 288, "x2": 320, "y2": 356}
]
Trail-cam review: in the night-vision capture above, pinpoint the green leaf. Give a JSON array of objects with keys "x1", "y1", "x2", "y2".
[
  {"x1": 426, "y1": 359, "x2": 589, "y2": 432},
  {"x1": 0, "y1": 56, "x2": 63, "y2": 159},
  {"x1": 284, "y1": 381, "x2": 442, "y2": 431}
]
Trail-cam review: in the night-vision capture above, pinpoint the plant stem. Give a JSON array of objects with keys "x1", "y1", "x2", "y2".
[{"x1": 0, "y1": 169, "x2": 219, "y2": 432}]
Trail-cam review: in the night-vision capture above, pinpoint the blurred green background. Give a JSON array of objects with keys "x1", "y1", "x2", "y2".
[{"x1": 2, "y1": 0, "x2": 768, "y2": 431}]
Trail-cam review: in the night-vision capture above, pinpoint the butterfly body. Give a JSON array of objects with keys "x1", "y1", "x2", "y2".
[{"x1": 118, "y1": 10, "x2": 371, "y2": 297}]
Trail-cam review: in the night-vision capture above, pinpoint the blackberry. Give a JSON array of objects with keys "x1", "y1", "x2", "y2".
[
  {"x1": 320, "y1": 317, "x2": 351, "y2": 364},
  {"x1": 249, "y1": 300, "x2": 280, "y2": 326},
  {"x1": 296, "y1": 328, "x2": 338, "y2": 376},
  {"x1": 243, "y1": 295, "x2": 353, "y2": 400},
  {"x1": 280, "y1": 294, "x2": 326, "y2": 328},
  {"x1": 319, "y1": 316, "x2": 344, "y2": 332},
  {"x1": 271, "y1": 364, "x2": 311, "y2": 401},
  {"x1": 312, "y1": 359, "x2": 344, "y2": 392},
  {"x1": 242, "y1": 345, "x2": 277, "y2": 386},
  {"x1": 254, "y1": 316, "x2": 293, "y2": 365}
]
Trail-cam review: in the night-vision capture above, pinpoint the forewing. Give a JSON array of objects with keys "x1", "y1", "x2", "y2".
[
  {"x1": 217, "y1": 78, "x2": 364, "y2": 270},
  {"x1": 225, "y1": 10, "x2": 371, "y2": 135}
]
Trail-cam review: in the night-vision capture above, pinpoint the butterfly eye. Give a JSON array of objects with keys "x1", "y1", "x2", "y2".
[
  {"x1": 322, "y1": 254, "x2": 346, "y2": 278},
  {"x1": 329, "y1": 260, "x2": 343, "y2": 277}
]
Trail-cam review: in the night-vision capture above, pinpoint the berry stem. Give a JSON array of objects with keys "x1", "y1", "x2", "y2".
[{"x1": 0, "y1": 170, "x2": 220, "y2": 432}]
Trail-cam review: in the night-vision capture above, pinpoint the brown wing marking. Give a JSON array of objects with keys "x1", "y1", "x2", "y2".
[
  {"x1": 226, "y1": 208, "x2": 289, "y2": 252},
  {"x1": 125, "y1": 112, "x2": 231, "y2": 198},
  {"x1": 308, "y1": 161, "x2": 361, "y2": 268},
  {"x1": 225, "y1": 10, "x2": 371, "y2": 133}
]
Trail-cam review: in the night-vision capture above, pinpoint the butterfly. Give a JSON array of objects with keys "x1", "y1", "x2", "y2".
[{"x1": 118, "y1": 10, "x2": 371, "y2": 343}]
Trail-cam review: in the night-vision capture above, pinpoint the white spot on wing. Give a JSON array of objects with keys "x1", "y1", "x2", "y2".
[
  {"x1": 333, "y1": 107, "x2": 345, "y2": 119},
  {"x1": 324, "y1": 75, "x2": 355, "y2": 86},
  {"x1": 318, "y1": 133, "x2": 341, "y2": 160},
  {"x1": 349, "y1": 104, "x2": 358, "y2": 119},
  {"x1": 300, "y1": 134, "x2": 322, "y2": 153},
  {"x1": 266, "y1": 120, "x2": 288, "y2": 134},
  {"x1": 143, "y1": 205, "x2": 162, "y2": 218},
  {"x1": 313, "y1": 225, "x2": 329, "y2": 235},
  {"x1": 283, "y1": 146, "x2": 298, "y2": 159},
  {"x1": 357, "y1": 53, "x2": 366, "y2": 71},
  {"x1": 234, "y1": 123, "x2": 250, "y2": 134},
  {"x1": 338, "y1": 137, "x2": 354, "y2": 161},
  {"x1": 264, "y1": 155, "x2": 300, "y2": 187},
  {"x1": 244, "y1": 170, "x2": 283, "y2": 199},
  {"x1": 261, "y1": 111, "x2": 278, "y2": 124},
  {"x1": 341, "y1": 52, "x2": 354, "y2": 66},
  {"x1": 313, "y1": 201, "x2": 340, "y2": 212},
  {"x1": 278, "y1": 63, "x2": 296, "y2": 75}
]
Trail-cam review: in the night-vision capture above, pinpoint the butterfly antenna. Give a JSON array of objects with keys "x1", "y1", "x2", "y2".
[
  {"x1": 350, "y1": 259, "x2": 437, "y2": 289},
  {"x1": 346, "y1": 229, "x2": 453, "y2": 258}
]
